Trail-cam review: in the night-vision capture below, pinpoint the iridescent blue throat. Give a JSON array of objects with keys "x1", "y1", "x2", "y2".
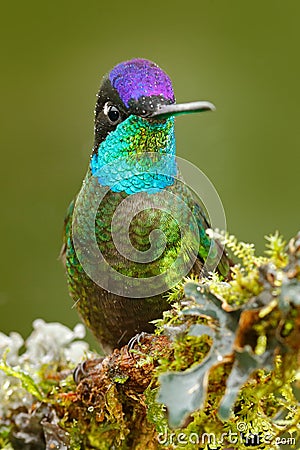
[{"x1": 90, "y1": 116, "x2": 177, "y2": 194}]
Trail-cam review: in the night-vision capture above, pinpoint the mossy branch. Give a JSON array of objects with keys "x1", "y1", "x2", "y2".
[{"x1": 0, "y1": 232, "x2": 299, "y2": 449}]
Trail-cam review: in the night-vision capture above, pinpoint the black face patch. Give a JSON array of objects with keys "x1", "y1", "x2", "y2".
[
  {"x1": 93, "y1": 76, "x2": 175, "y2": 153},
  {"x1": 93, "y1": 77, "x2": 129, "y2": 152}
]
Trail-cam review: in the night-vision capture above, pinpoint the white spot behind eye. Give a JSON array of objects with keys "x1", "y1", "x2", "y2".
[
  {"x1": 103, "y1": 102, "x2": 121, "y2": 124},
  {"x1": 103, "y1": 102, "x2": 110, "y2": 115}
]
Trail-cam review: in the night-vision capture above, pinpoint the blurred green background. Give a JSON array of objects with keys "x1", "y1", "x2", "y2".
[{"x1": 0, "y1": 0, "x2": 299, "y2": 340}]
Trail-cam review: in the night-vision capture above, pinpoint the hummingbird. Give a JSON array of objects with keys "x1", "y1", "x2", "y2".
[{"x1": 62, "y1": 58, "x2": 229, "y2": 353}]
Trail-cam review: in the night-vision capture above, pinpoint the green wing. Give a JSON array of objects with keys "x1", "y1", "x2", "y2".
[{"x1": 60, "y1": 198, "x2": 75, "y2": 267}]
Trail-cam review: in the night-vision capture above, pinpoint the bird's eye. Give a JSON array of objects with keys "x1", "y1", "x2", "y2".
[{"x1": 104, "y1": 104, "x2": 121, "y2": 124}]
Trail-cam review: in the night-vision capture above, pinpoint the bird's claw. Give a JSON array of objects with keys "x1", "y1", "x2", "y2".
[
  {"x1": 127, "y1": 332, "x2": 149, "y2": 353},
  {"x1": 73, "y1": 358, "x2": 104, "y2": 384}
]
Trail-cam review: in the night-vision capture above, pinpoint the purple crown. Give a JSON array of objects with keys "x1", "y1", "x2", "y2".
[{"x1": 109, "y1": 58, "x2": 175, "y2": 108}]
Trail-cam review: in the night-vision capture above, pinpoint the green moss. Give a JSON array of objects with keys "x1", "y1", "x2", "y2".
[
  {"x1": 0, "y1": 426, "x2": 12, "y2": 450},
  {"x1": 265, "y1": 231, "x2": 288, "y2": 267},
  {"x1": 0, "y1": 357, "x2": 44, "y2": 401}
]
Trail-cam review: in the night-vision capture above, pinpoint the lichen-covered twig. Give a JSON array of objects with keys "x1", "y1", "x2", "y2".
[{"x1": 0, "y1": 232, "x2": 299, "y2": 449}]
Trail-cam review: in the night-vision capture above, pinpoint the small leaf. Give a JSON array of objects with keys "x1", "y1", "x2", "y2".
[
  {"x1": 158, "y1": 364, "x2": 208, "y2": 428},
  {"x1": 0, "y1": 359, "x2": 44, "y2": 401},
  {"x1": 158, "y1": 282, "x2": 238, "y2": 427},
  {"x1": 218, "y1": 346, "x2": 274, "y2": 420}
]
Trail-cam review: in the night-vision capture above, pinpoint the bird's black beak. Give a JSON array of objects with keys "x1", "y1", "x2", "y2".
[{"x1": 150, "y1": 101, "x2": 216, "y2": 119}]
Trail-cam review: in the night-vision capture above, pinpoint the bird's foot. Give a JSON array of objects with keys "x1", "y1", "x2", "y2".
[
  {"x1": 127, "y1": 332, "x2": 151, "y2": 353},
  {"x1": 73, "y1": 357, "x2": 104, "y2": 384}
]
